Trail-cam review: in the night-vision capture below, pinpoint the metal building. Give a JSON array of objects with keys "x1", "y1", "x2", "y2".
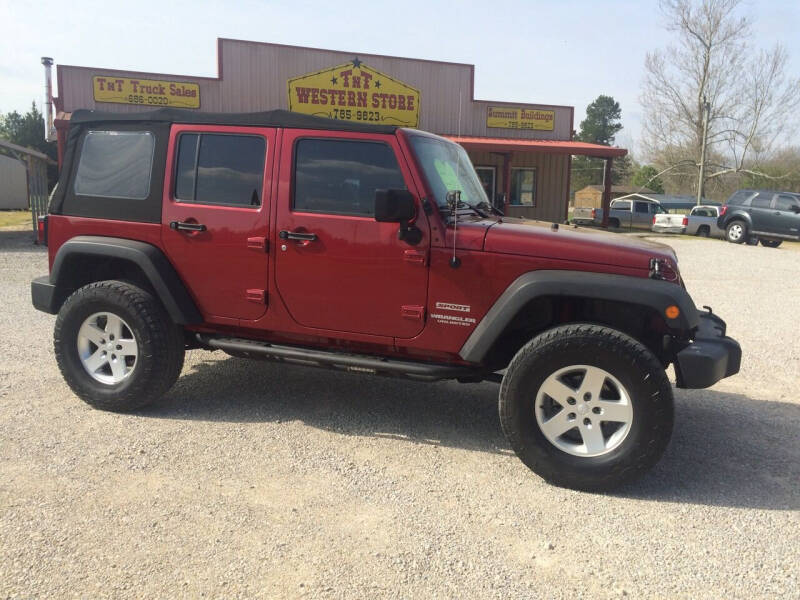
[{"x1": 50, "y1": 38, "x2": 626, "y2": 222}]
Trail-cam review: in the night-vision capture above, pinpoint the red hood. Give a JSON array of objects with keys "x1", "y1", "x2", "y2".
[{"x1": 483, "y1": 218, "x2": 677, "y2": 271}]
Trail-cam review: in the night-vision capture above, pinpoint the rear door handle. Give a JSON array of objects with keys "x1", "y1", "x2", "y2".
[
  {"x1": 279, "y1": 230, "x2": 317, "y2": 242},
  {"x1": 170, "y1": 221, "x2": 207, "y2": 232}
]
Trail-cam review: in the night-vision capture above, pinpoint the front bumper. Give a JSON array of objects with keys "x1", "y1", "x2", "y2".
[{"x1": 675, "y1": 310, "x2": 741, "y2": 389}]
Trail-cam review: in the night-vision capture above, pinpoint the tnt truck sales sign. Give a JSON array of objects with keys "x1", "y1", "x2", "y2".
[
  {"x1": 92, "y1": 76, "x2": 200, "y2": 108},
  {"x1": 487, "y1": 106, "x2": 554, "y2": 131},
  {"x1": 288, "y1": 59, "x2": 420, "y2": 127}
]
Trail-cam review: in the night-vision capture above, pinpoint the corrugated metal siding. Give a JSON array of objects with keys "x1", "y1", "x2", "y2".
[
  {"x1": 0, "y1": 154, "x2": 28, "y2": 210},
  {"x1": 467, "y1": 150, "x2": 568, "y2": 222},
  {"x1": 60, "y1": 39, "x2": 573, "y2": 140}
]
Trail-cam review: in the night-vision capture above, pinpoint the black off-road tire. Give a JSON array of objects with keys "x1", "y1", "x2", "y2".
[
  {"x1": 54, "y1": 280, "x2": 185, "y2": 412},
  {"x1": 726, "y1": 220, "x2": 747, "y2": 244},
  {"x1": 498, "y1": 324, "x2": 674, "y2": 492},
  {"x1": 760, "y1": 239, "x2": 782, "y2": 248}
]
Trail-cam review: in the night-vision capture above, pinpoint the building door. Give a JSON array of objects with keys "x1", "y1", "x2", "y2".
[
  {"x1": 274, "y1": 131, "x2": 429, "y2": 338},
  {"x1": 475, "y1": 166, "x2": 496, "y2": 205},
  {"x1": 161, "y1": 126, "x2": 274, "y2": 321}
]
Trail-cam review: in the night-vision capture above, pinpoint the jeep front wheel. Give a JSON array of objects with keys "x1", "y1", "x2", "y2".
[
  {"x1": 54, "y1": 281, "x2": 185, "y2": 412},
  {"x1": 498, "y1": 324, "x2": 673, "y2": 491}
]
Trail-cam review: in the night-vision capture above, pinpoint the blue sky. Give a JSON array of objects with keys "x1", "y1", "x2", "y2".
[{"x1": 1, "y1": 0, "x2": 798, "y2": 155}]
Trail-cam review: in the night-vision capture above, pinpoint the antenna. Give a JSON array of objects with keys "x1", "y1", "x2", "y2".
[{"x1": 449, "y1": 92, "x2": 463, "y2": 269}]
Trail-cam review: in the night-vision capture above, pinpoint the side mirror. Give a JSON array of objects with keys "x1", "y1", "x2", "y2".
[
  {"x1": 374, "y1": 189, "x2": 416, "y2": 222},
  {"x1": 374, "y1": 189, "x2": 422, "y2": 245},
  {"x1": 792, "y1": 205, "x2": 800, "y2": 214}
]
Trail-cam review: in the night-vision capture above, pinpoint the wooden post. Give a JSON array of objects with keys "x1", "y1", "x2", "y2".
[
  {"x1": 601, "y1": 157, "x2": 613, "y2": 228},
  {"x1": 503, "y1": 152, "x2": 512, "y2": 211}
]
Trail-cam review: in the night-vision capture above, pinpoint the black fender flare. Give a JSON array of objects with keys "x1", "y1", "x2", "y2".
[
  {"x1": 458, "y1": 270, "x2": 699, "y2": 363},
  {"x1": 42, "y1": 236, "x2": 202, "y2": 324},
  {"x1": 718, "y1": 211, "x2": 752, "y2": 232}
]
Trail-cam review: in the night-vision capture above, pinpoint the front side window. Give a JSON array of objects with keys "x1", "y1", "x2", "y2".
[
  {"x1": 775, "y1": 194, "x2": 800, "y2": 211},
  {"x1": 293, "y1": 138, "x2": 406, "y2": 216},
  {"x1": 634, "y1": 201, "x2": 651, "y2": 213},
  {"x1": 74, "y1": 131, "x2": 155, "y2": 199},
  {"x1": 175, "y1": 133, "x2": 265, "y2": 207},
  {"x1": 510, "y1": 169, "x2": 536, "y2": 206}
]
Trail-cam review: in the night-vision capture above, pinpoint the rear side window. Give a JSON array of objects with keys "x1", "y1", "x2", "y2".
[
  {"x1": 751, "y1": 193, "x2": 773, "y2": 209},
  {"x1": 74, "y1": 131, "x2": 155, "y2": 199},
  {"x1": 175, "y1": 133, "x2": 265, "y2": 207},
  {"x1": 293, "y1": 138, "x2": 406, "y2": 216}
]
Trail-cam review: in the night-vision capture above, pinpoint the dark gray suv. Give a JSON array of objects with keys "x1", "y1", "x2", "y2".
[{"x1": 717, "y1": 189, "x2": 800, "y2": 248}]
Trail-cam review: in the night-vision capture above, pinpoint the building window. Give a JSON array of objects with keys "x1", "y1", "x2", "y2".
[
  {"x1": 510, "y1": 168, "x2": 536, "y2": 206},
  {"x1": 74, "y1": 131, "x2": 155, "y2": 200},
  {"x1": 474, "y1": 167, "x2": 496, "y2": 203},
  {"x1": 293, "y1": 138, "x2": 406, "y2": 217},
  {"x1": 175, "y1": 133, "x2": 266, "y2": 207}
]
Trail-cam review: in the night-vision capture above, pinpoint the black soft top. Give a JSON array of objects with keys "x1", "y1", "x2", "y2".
[{"x1": 70, "y1": 108, "x2": 399, "y2": 134}]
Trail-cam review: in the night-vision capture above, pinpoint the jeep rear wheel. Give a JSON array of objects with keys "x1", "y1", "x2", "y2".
[
  {"x1": 726, "y1": 221, "x2": 747, "y2": 243},
  {"x1": 54, "y1": 281, "x2": 185, "y2": 412},
  {"x1": 498, "y1": 324, "x2": 673, "y2": 491}
]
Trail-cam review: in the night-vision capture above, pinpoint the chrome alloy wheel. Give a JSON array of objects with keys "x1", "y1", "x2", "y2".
[
  {"x1": 728, "y1": 223, "x2": 744, "y2": 241},
  {"x1": 76, "y1": 312, "x2": 138, "y2": 385},
  {"x1": 535, "y1": 365, "x2": 633, "y2": 457}
]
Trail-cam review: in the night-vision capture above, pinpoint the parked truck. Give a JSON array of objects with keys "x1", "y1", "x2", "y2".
[{"x1": 572, "y1": 197, "x2": 667, "y2": 230}]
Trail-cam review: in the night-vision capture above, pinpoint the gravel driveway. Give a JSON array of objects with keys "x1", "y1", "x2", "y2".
[{"x1": 1, "y1": 228, "x2": 798, "y2": 599}]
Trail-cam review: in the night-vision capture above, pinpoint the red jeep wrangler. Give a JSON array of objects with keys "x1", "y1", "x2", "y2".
[{"x1": 32, "y1": 109, "x2": 740, "y2": 490}]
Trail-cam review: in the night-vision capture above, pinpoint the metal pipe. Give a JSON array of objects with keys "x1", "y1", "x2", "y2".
[{"x1": 41, "y1": 57, "x2": 56, "y2": 142}]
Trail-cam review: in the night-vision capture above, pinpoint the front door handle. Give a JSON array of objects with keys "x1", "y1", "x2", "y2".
[
  {"x1": 279, "y1": 230, "x2": 317, "y2": 242},
  {"x1": 170, "y1": 221, "x2": 207, "y2": 232}
]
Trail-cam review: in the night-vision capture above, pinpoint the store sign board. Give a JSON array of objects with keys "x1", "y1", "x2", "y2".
[
  {"x1": 487, "y1": 106, "x2": 554, "y2": 131},
  {"x1": 288, "y1": 58, "x2": 420, "y2": 127},
  {"x1": 92, "y1": 76, "x2": 200, "y2": 108}
]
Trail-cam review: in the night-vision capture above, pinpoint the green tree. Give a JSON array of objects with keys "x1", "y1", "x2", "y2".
[
  {"x1": 571, "y1": 95, "x2": 628, "y2": 195},
  {"x1": 0, "y1": 102, "x2": 58, "y2": 190},
  {"x1": 632, "y1": 165, "x2": 665, "y2": 193}
]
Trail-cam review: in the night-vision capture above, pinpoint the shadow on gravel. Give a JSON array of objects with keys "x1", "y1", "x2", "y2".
[
  {"x1": 145, "y1": 354, "x2": 799, "y2": 511},
  {"x1": 0, "y1": 228, "x2": 45, "y2": 253}
]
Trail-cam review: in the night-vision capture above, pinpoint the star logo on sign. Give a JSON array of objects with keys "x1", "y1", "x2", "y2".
[
  {"x1": 351, "y1": 57, "x2": 363, "y2": 68},
  {"x1": 330, "y1": 76, "x2": 338, "y2": 85},
  {"x1": 375, "y1": 80, "x2": 381, "y2": 88}
]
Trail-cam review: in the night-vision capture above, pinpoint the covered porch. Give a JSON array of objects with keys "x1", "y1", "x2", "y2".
[{"x1": 446, "y1": 136, "x2": 628, "y2": 223}]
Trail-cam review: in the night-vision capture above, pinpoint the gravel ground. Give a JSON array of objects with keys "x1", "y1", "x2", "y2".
[{"x1": 1, "y1": 227, "x2": 798, "y2": 599}]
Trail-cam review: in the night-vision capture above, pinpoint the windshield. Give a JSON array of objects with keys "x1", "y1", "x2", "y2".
[{"x1": 408, "y1": 135, "x2": 488, "y2": 210}]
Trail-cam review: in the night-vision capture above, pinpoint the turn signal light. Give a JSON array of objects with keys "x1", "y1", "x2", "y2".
[{"x1": 665, "y1": 305, "x2": 680, "y2": 319}]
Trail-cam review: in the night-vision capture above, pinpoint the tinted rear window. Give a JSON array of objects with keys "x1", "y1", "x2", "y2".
[
  {"x1": 74, "y1": 131, "x2": 155, "y2": 199},
  {"x1": 175, "y1": 133, "x2": 266, "y2": 207},
  {"x1": 751, "y1": 193, "x2": 773, "y2": 209}
]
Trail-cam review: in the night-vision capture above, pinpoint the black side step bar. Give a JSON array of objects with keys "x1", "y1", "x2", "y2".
[{"x1": 196, "y1": 334, "x2": 496, "y2": 382}]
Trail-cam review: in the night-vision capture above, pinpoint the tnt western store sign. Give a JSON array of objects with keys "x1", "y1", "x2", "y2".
[{"x1": 52, "y1": 38, "x2": 626, "y2": 222}]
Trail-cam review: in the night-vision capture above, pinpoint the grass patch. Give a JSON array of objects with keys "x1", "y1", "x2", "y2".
[{"x1": 0, "y1": 210, "x2": 32, "y2": 228}]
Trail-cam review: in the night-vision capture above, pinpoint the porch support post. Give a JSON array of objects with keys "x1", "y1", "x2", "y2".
[
  {"x1": 503, "y1": 152, "x2": 512, "y2": 211},
  {"x1": 601, "y1": 157, "x2": 613, "y2": 228}
]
